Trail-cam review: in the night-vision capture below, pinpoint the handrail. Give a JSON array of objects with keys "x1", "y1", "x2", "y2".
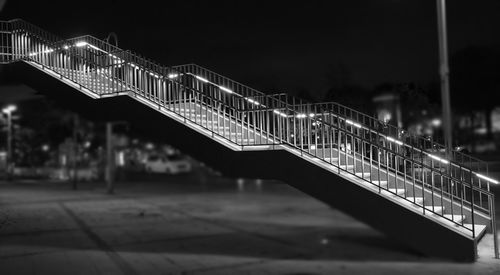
[
  {"x1": 174, "y1": 63, "x2": 489, "y2": 175},
  {"x1": 1, "y1": 19, "x2": 497, "y2": 249},
  {"x1": 0, "y1": 17, "x2": 494, "y2": 174}
]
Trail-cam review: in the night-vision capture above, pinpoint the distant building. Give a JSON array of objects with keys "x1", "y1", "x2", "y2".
[{"x1": 372, "y1": 92, "x2": 402, "y2": 128}]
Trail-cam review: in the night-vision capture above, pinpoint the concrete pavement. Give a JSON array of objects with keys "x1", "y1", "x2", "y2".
[{"x1": 0, "y1": 177, "x2": 499, "y2": 274}]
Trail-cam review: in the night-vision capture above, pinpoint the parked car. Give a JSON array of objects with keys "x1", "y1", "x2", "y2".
[{"x1": 144, "y1": 154, "x2": 192, "y2": 174}]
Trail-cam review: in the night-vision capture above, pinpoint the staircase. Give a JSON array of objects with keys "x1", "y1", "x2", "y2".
[{"x1": 1, "y1": 19, "x2": 498, "y2": 261}]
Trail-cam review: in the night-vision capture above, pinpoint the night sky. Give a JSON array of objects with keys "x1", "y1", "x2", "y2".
[{"x1": 1, "y1": 0, "x2": 500, "y2": 99}]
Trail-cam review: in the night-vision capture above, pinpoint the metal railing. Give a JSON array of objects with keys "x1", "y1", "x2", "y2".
[{"x1": 0, "y1": 19, "x2": 497, "y2": 257}]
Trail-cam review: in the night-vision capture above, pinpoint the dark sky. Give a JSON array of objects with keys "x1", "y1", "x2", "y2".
[{"x1": 2, "y1": 0, "x2": 500, "y2": 99}]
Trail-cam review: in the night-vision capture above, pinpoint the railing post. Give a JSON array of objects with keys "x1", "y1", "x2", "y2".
[
  {"x1": 491, "y1": 196, "x2": 499, "y2": 259},
  {"x1": 470, "y1": 180, "x2": 476, "y2": 238}
]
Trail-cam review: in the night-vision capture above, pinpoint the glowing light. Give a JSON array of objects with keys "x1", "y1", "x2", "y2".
[
  {"x1": 75, "y1": 41, "x2": 87, "y2": 47},
  {"x1": 63, "y1": 45, "x2": 69, "y2": 50},
  {"x1": 41, "y1": 144, "x2": 50, "y2": 152},
  {"x1": 345, "y1": 119, "x2": 361, "y2": 128},
  {"x1": 195, "y1": 75, "x2": 209, "y2": 83},
  {"x1": 2, "y1": 105, "x2": 17, "y2": 113},
  {"x1": 310, "y1": 145, "x2": 316, "y2": 150},
  {"x1": 273, "y1": 110, "x2": 287, "y2": 118},
  {"x1": 168, "y1": 73, "x2": 179, "y2": 79},
  {"x1": 219, "y1": 86, "x2": 233, "y2": 94},
  {"x1": 309, "y1": 113, "x2": 315, "y2": 117},
  {"x1": 431, "y1": 118, "x2": 442, "y2": 127},
  {"x1": 149, "y1": 72, "x2": 160, "y2": 79},
  {"x1": 296, "y1": 113, "x2": 307, "y2": 119},
  {"x1": 244, "y1": 98, "x2": 262, "y2": 106},
  {"x1": 475, "y1": 173, "x2": 499, "y2": 184},
  {"x1": 386, "y1": 136, "x2": 403, "y2": 146},
  {"x1": 88, "y1": 44, "x2": 100, "y2": 51},
  {"x1": 28, "y1": 48, "x2": 54, "y2": 56},
  {"x1": 427, "y1": 154, "x2": 450, "y2": 164},
  {"x1": 117, "y1": 151, "x2": 125, "y2": 167}
]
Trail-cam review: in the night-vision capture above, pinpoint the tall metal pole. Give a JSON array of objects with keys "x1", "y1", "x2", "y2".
[
  {"x1": 106, "y1": 122, "x2": 114, "y2": 194},
  {"x1": 437, "y1": 0, "x2": 453, "y2": 158},
  {"x1": 72, "y1": 114, "x2": 79, "y2": 190},
  {"x1": 6, "y1": 111, "x2": 12, "y2": 181}
]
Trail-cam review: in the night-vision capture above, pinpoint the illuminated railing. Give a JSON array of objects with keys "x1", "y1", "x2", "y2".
[{"x1": 0, "y1": 19, "x2": 497, "y2": 255}]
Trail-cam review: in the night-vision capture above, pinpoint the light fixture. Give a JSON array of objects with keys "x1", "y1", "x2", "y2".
[
  {"x1": 219, "y1": 86, "x2": 233, "y2": 94},
  {"x1": 273, "y1": 110, "x2": 287, "y2": 118},
  {"x1": 149, "y1": 72, "x2": 160, "y2": 79},
  {"x1": 427, "y1": 153, "x2": 449, "y2": 164},
  {"x1": 475, "y1": 173, "x2": 499, "y2": 184},
  {"x1": 75, "y1": 41, "x2": 87, "y2": 47},
  {"x1": 345, "y1": 119, "x2": 362, "y2": 128},
  {"x1": 195, "y1": 75, "x2": 209, "y2": 83},
  {"x1": 386, "y1": 136, "x2": 403, "y2": 146}
]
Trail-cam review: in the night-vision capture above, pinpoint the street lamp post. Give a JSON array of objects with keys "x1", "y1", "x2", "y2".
[
  {"x1": 106, "y1": 122, "x2": 114, "y2": 194},
  {"x1": 437, "y1": 0, "x2": 453, "y2": 158},
  {"x1": 105, "y1": 121, "x2": 128, "y2": 194},
  {"x1": 2, "y1": 104, "x2": 17, "y2": 180}
]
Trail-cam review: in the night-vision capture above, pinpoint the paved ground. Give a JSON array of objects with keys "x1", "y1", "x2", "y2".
[{"x1": 0, "y1": 175, "x2": 499, "y2": 275}]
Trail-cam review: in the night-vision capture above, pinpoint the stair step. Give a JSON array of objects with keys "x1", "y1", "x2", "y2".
[
  {"x1": 340, "y1": 165, "x2": 354, "y2": 170},
  {"x1": 201, "y1": 121, "x2": 220, "y2": 125},
  {"x1": 443, "y1": 214, "x2": 466, "y2": 223},
  {"x1": 425, "y1": 205, "x2": 445, "y2": 214},
  {"x1": 355, "y1": 172, "x2": 370, "y2": 178},
  {"x1": 178, "y1": 109, "x2": 197, "y2": 113},
  {"x1": 372, "y1": 180, "x2": 388, "y2": 186},
  {"x1": 388, "y1": 188, "x2": 405, "y2": 196},
  {"x1": 406, "y1": 197, "x2": 424, "y2": 205},
  {"x1": 324, "y1": 157, "x2": 339, "y2": 162},
  {"x1": 463, "y1": 224, "x2": 486, "y2": 235}
]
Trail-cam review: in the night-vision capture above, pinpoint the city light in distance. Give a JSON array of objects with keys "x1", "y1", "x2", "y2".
[{"x1": 2, "y1": 104, "x2": 17, "y2": 113}]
